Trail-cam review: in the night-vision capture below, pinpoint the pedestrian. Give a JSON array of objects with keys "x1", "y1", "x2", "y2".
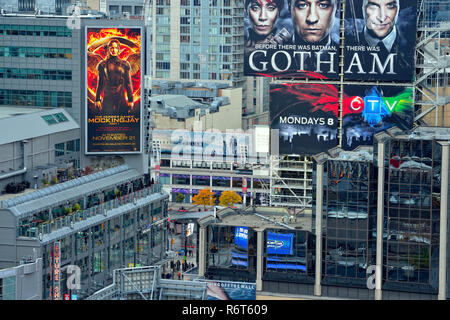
[
  {"x1": 176, "y1": 260, "x2": 181, "y2": 271},
  {"x1": 170, "y1": 260, "x2": 174, "y2": 270}
]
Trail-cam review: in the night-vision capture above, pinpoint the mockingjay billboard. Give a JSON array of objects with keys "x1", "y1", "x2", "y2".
[
  {"x1": 342, "y1": 85, "x2": 414, "y2": 150},
  {"x1": 244, "y1": 0, "x2": 341, "y2": 80},
  {"x1": 343, "y1": 0, "x2": 418, "y2": 82},
  {"x1": 270, "y1": 83, "x2": 339, "y2": 155},
  {"x1": 85, "y1": 27, "x2": 143, "y2": 154}
]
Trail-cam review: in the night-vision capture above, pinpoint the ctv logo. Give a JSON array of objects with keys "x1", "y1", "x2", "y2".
[{"x1": 349, "y1": 96, "x2": 398, "y2": 113}]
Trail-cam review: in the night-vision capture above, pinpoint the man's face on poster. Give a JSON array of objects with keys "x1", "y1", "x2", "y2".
[
  {"x1": 109, "y1": 41, "x2": 120, "y2": 57},
  {"x1": 248, "y1": 0, "x2": 280, "y2": 37},
  {"x1": 291, "y1": 0, "x2": 336, "y2": 43},
  {"x1": 364, "y1": 0, "x2": 398, "y2": 39}
]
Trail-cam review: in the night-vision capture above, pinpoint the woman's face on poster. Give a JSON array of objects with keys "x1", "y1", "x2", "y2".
[{"x1": 248, "y1": 0, "x2": 280, "y2": 37}]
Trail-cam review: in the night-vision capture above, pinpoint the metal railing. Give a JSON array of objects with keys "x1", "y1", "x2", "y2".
[{"x1": 34, "y1": 184, "x2": 162, "y2": 237}]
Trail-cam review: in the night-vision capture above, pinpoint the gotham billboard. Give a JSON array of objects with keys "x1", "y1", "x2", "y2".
[
  {"x1": 270, "y1": 83, "x2": 339, "y2": 155},
  {"x1": 85, "y1": 27, "x2": 143, "y2": 154},
  {"x1": 342, "y1": 85, "x2": 414, "y2": 150},
  {"x1": 343, "y1": 0, "x2": 418, "y2": 82},
  {"x1": 244, "y1": 0, "x2": 341, "y2": 80}
]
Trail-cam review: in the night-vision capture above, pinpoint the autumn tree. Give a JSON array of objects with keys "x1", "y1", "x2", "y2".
[
  {"x1": 219, "y1": 190, "x2": 242, "y2": 208},
  {"x1": 175, "y1": 192, "x2": 185, "y2": 203},
  {"x1": 192, "y1": 188, "x2": 216, "y2": 209}
]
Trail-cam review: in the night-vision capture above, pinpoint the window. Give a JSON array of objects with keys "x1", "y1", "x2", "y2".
[
  {"x1": 109, "y1": 5, "x2": 119, "y2": 13},
  {"x1": 0, "y1": 276, "x2": 16, "y2": 300},
  {"x1": 53, "y1": 112, "x2": 68, "y2": 123},
  {"x1": 0, "y1": 47, "x2": 72, "y2": 59},
  {"x1": 66, "y1": 140, "x2": 75, "y2": 152},
  {"x1": 0, "y1": 24, "x2": 71, "y2": 37},
  {"x1": 55, "y1": 143, "x2": 65, "y2": 157},
  {"x1": 122, "y1": 6, "x2": 132, "y2": 13},
  {"x1": 1, "y1": 90, "x2": 71, "y2": 108},
  {"x1": 42, "y1": 115, "x2": 57, "y2": 125}
]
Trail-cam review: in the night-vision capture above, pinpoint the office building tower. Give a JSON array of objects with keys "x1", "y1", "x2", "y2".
[
  {"x1": 143, "y1": 0, "x2": 268, "y2": 123},
  {"x1": 312, "y1": 126, "x2": 450, "y2": 299}
]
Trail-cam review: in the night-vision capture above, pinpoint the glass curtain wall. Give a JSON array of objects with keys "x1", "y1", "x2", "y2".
[
  {"x1": 263, "y1": 229, "x2": 315, "y2": 283},
  {"x1": 206, "y1": 225, "x2": 257, "y2": 280},
  {"x1": 322, "y1": 159, "x2": 377, "y2": 287},
  {"x1": 382, "y1": 139, "x2": 440, "y2": 293}
]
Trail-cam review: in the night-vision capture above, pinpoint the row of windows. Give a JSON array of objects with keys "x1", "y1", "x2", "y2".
[
  {"x1": 0, "y1": 277, "x2": 15, "y2": 300},
  {"x1": 155, "y1": 62, "x2": 170, "y2": 70},
  {"x1": 41, "y1": 112, "x2": 69, "y2": 125},
  {"x1": 0, "y1": 68, "x2": 72, "y2": 81},
  {"x1": 55, "y1": 139, "x2": 80, "y2": 157},
  {"x1": 180, "y1": 72, "x2": 232, "y2": 80},
  {"x1": 108, "y1": 5, "x2": 143, "y2": 15},
  {"x1": 180, "y1": 0, "x2": 233, "y2": 6},
  {"x1": 0, "y1": 24, "x2": 72, "y2": 37},
  {"x1": 0, "y1": 47, "x2": 72, "y2": 59},
  {"x1": 0, "y1": 89, "x2": 72, "y2": 108}
]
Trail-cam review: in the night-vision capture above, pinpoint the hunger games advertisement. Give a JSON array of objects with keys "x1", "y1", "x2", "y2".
[
  {"x1": 343, "y1": 0, "x2": 418, "y2": 82},
  {"x1": 244, "y1": 0, "x2": 341, "y2": 80},
  {"x1": 270, "y1": 83, "x2": 339, "y2": 156},
  {"x1": 342, "y1": 85, "x2": 413, "y2": 150},
  {"x1": 85, "y1": 27, "x2": 142, "y2": 154}
]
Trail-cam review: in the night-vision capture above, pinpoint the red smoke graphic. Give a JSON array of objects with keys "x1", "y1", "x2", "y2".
[{"x1": 271, "y1": 82, "x2": 339, "y2": 118}]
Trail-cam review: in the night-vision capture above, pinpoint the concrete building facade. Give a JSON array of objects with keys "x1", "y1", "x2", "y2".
[
  {"x1": 0, "y1": 258, "x2": 42, "y2": 300},
  {"x1": 0, "y1": 164, "x2": 169, "y2": 299},
  {"x1": 0, "y1": 107, "x2": 80, "y2": 194}
]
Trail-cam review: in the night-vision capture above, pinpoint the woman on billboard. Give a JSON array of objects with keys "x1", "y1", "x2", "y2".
[{"x1": 245, "y1": 0, "x2": 287, "y2": 52}]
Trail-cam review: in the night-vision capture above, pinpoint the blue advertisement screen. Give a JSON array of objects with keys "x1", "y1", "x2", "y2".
[
  {"x1": 234, "y1": 226, "x2": 248, "y2": 250},
  {"x1": 267, "y1": 232, "x2": 294, "y2": 255},
  {"x1": 266, "y1": 262, "x2": 306, "y2": 271}
]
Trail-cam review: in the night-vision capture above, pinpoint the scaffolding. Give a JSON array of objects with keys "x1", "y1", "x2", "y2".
[
  {"x1": 267, "y1": 0, "x2": 449, "y2": 209},
  {"x1": 414, "y1": 0, "x2": 450, "y2": 126},
  {"x1": 86, "y1": 265, "x2": 207, "y2": 300},
  {"x1": 269, "y1": 155, "x2": 314, "y2": 209}
]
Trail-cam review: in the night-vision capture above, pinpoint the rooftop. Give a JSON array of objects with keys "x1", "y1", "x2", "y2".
[
  {"x1": 0, "y1": 108, "x2": 79, "y2": 145},
  {"x1": 394, "y1": 126, "x2": 450, "y2": 141},
  {"x1": 198, "y1": 206, "x2": 312, "y2": 232},
  {"x1": 0, "y1": 165, "x2": 141, "y2": 216},
  {"x1": 313, "y1": 145, "x2": 374, "y2": 164},
  {"x1": 150, "y1": 94, "x2": 230, "y2": 120}
]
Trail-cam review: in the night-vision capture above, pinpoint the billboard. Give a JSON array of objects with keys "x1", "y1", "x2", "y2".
[
  {"x1": 232, "y1": 226, "x2": 249, "y2": 267},
  {"x1": 343, "y1": 0, "x2": 418, "y2": 82},
  {"x1": 203, "y1": 280, "x2": 256, "y2": 300},
  {"x1": 53, "y1": 241, "x2": 61, "y2": 300},
  {"x1": 85, "y1": 27, "x2": 143, "y2": 154},
  {"x1": 267, "y1": 232, "x2": 294, "y2": 255},
  {"x1": 270, "y1": 83, "x2": 339, "y2": 155},
  {"x1": 235, "y1": 226, "x2": 249, "y2": 250},
  {"x1": 244, "y1": 0, "x2": 341, "y2": 80},
  {"x1": 342, "y1": 85, "x2": 413, "y2": 150}
]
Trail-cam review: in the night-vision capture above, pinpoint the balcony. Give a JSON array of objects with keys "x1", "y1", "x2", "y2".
[{"x1": 18, "y1": 184, "x2": 163, "y2": 238}]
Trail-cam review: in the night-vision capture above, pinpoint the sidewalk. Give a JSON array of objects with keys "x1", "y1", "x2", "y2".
[
  {"x1": 168, "y1": 202, "x2": 213, "y2": 211},
  {"x1": 161, "y1": 228, "x2": 197, "y2": 280}
]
